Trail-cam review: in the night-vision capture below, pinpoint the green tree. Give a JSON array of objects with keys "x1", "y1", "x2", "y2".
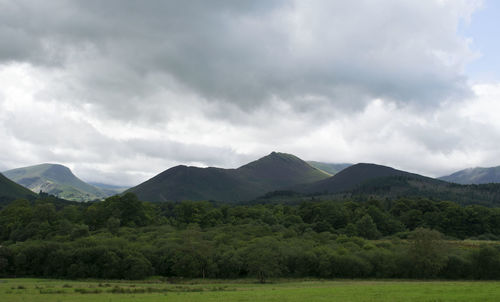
[
  {"x1": 407, "y1": 228, "x2": 448, "y2": 278},
  {"x1": 245, "y1": 237, "x2": 283, "y2": 283},
  {"x1": 106, "y1": 217, "x2": 121, "y2": 234},
  {"x1": 355, "y1": 215, "x2": 381, "y2": 239},
  {"x1": 471, "y1": 246, "x2": 500, "y2": 279},
  {"x1": 122, "y1": 254, "x2": 153, "y2": 280}
]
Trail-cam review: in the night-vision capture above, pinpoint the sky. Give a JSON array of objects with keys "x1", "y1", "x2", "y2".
[{"x1": 1, "y1": 0, "x2": 500, "y2": 186}]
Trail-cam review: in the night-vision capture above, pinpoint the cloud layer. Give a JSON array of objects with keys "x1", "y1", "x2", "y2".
[{"x1": 1, "y1": 0, "x2": 498, "y2": 186}]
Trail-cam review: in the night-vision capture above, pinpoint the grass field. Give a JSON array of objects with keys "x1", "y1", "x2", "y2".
[{"x1": 1, "y1": 278, "x2": 500, "y2": 302}]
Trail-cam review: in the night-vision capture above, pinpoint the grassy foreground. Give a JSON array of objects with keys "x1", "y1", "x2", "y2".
[{"x1": 1, "y1": 278, "x2": 500, "y2": 302}]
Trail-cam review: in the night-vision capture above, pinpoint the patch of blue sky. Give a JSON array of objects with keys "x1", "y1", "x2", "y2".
[{"x1": 459, "y1": 0, "x2": 500, "y2": 82}]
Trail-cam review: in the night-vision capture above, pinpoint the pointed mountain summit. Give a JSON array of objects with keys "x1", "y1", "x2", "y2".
[
  {"x1": 126, "y1": 152, "x2": 329, "y2": 202},
  {"x1": 238, "y1": 152, "x2": 330, "y2": 187},
  {"x1": 3, "y1": 163, "x2": 112, "y2": 201},
  {"x1": 440, "y1": 166, "x2": 500, "y2": 184},
  {"x1": 0, "y1": 172, "x2": 37, "y2": 205},
  {"x1": 300, "y1": 163, "x2": 431, "y2": 194}
]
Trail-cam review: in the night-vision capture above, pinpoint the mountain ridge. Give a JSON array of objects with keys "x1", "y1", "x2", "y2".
[
  {"x1": 254, "y1": 163, "x2": 500, "y2": 207},
  {"x1": 299, "y1": 163, "x2": 432, "y2": 194},
  {"x1": 126, "y1": 152, "x2": 330, "y2": 202}
]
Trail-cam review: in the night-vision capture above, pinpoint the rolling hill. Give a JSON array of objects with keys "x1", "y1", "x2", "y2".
[
  {"x1": 126, "y1": 152, "x2": 330, "y2": 202},
  {"x1": 3, "y1": 164, "x2": 114, "y2": 201},
  {"x1": 306, "y1": 161, "x2": 351, "y2": 175},
  {"x1": 299, "y1": 163, "x2": 432, "y2": 194},
  {"x1": 0, "y1": 172, "x2": 37, "y2": 205},
  {"x1": 440, "y1": 166, "x2": 500, "y2": 184}
]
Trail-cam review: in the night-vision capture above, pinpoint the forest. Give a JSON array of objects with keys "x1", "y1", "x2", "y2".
[{"x1": 1, "y1": 193, "x2": 500, "y2": 282}]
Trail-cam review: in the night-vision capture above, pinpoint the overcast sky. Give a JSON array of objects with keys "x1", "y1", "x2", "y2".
[{"x1": 1, "y1": 0, "x2": 500, "y2": 186}]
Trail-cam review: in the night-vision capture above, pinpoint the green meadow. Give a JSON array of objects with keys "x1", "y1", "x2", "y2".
[{"x1": 1, "y1": 278, "x2": 500, "y2": 302}]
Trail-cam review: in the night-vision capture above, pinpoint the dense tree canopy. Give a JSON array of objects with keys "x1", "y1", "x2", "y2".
[{"x1": 1, "y1": 193, "x2": 500, "y2": 280}]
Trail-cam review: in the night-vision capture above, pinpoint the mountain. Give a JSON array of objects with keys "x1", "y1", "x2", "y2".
[
  {"x1": 439, "y1": 166, "x2": 500, "y2": 184},
  {"x1": 0, "y1": 172, "x2": 37, "y2": 205},
  {"x1": 307, "y1": 161, "x2": 351, "y2": 175},
  {"x1": 3, "y1": 164, "x2": 112, "y2": 201},
  {"x1": 268, "y1": 163, "x2": 500, "y2": 207},
  {"x1": 300, "y1": 163, "x2": 431, "y2": 194},
  {"x1": 237, "y1": 153, "x2": 330, "y2": 187},
  {"x1": 126, "y1": 152, "x2": 330, "y2": 202}
]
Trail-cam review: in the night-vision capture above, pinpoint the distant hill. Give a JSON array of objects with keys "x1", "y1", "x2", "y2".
[
  {"x1": 88, "y1": 182, "x2": 128, "y2": 196},
  {"x1": 3, "y1": 164, "x2": 112, "y2": 201},
  {"x1": 347, "y1": 174, "x2": 500, "y2": 207},
  {"x1": 300, "y1": 163, "x2": 431, "y2": 194},
  {"x1": 306, "y1": 161, "x2": 352, "y2": 175},
  {"x1": 440, "y1": 166, "x2": 500, "y2": 184},
  {"x1": 0, "y1": 172, "x2": 37, "y2": 205},
  {"x1": 126, "y1": 152, "x2": 330, "y2": 202}
]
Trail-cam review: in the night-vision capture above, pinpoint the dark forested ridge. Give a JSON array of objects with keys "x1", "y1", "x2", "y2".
[
  {"x1": 349, "y1": 176, "x2": 500, "y2": 207},
  {"x1": 1, "y1": 192, "x2": 500, "y2": 281},
  {"x1": 299, "y1": 163, "x2": 433, "y2": 194},
  {"x1": 261, "y1": 163, "x2": 500, "y2": 207},
  {"x1": 0, "y1": 173, "x2": 37, "y2": 206},
  {"x1": 126, "y1": 152, "x2": 329, "y2": 203}
]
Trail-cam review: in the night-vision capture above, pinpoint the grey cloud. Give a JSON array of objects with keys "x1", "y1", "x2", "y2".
[
  {"x1": 126, "y1": 138, "x2": 253, "y2": 168},
  {"x1": 0, "y1": 0, "x2": 477, "y2": 121},
  {"x1": 2, "y1": 0, "x2": 494, "y2": 187}
]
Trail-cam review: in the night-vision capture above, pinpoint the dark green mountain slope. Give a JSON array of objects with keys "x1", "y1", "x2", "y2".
[
  {"x1": 3, "y1": 164, "x2": 111, "y2": 201},
  {"x1": 126, "y1": 165, "x2": 252, "y2": 202},
  {"x1": 300, "y1": 163, "x2": 431, "y2": 194},
  {"x1": 238, "y1": 153, "x2": 330, "y2": 187},
  {"x1": 440, "y1": 166, "x2": 500, "y2": 184},
  {"x1": 350, "y1": 175, "x2": 500, "y2": 206},
  {"x1": 0, "y1": 172, "x2": 37, "y2": 205},
  {"x1": 126, "y1": 152, "x2": 330, "y2": 202},
  {"x1": 307, "y1": 161, "x2": 352, "y2": 175},
  {"x1": 263, "y1": 163, "x2": 500, "y2": 207}
]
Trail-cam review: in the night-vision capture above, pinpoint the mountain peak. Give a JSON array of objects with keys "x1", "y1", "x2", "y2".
[
  {"x1": 41, "y1": 164, "x2": 74, "y2": 180},
  {"x1": 3, "y1": 163, "x2": 111, "y2": 201},
  {"x1": 127, "y1": 152, "x2": 330, "y2": 202},
  {"x1": 239, "y1": 152, "x2": 304, "y2": 169},
  {"x1": 236, "y1": 152, "x2": 329, "y2": 190},
  {"x1": 268, "y1": 152, "x2": 302, "y2": 160},
  {"x1": 269, "y1": 151, "x2": 291, "y2": 157}
]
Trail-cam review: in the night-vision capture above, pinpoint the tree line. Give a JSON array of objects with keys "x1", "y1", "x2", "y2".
[{"x1": 1, "y1": 193, "x2": 500, "y2": 281}]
